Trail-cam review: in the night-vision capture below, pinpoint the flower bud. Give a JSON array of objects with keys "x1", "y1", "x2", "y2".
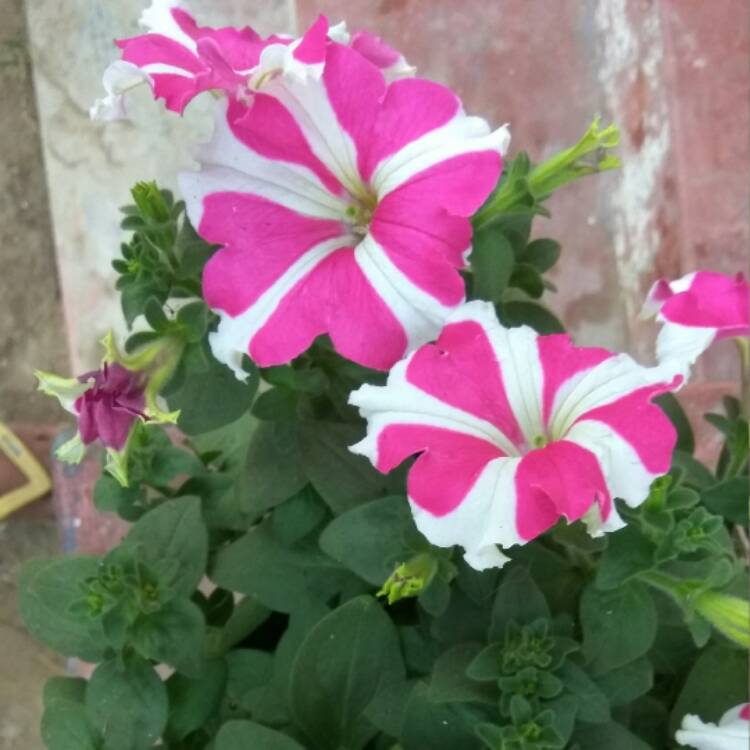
[
  {"x1": 693, "y1": 590, "x2": 750, "y2": 648},
  {"x1": 377, "y1": 553, "x2": 438, "y2": 605}
]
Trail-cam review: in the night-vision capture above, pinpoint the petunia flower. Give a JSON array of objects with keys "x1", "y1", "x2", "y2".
[
  {"x1": 642, "y1": 270, "x2": 749, "y2": 376},
  {"x1": 179, "y1": 42, "x2": 508, "y2": 377},
  {"x1": 349, "y1": 301, "x2": 681, "y2": 570},
  {"x1": 91, "y1": 2, "x2": 413, "y2": 120},
  {"x1": 36, "y1": 333, "x2": 179, "y2": 485},
  {"x1": 676, "y1": 703, "x2": 750, "y2": 750}
]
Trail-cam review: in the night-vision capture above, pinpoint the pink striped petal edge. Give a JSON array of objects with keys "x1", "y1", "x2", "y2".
[
  {"x1": 676, "y1": 703, "x2": 750, "y2": 750},
  {"x1": 642, "y1": 270, "x2": 749, "y2": 377},
  {"x1": 178, "y1": 40, "x2": 508, "y2": 376},
  {"x1": 91, "y1": 3, "x2": 414, "y2": 120},
  {"x1": 349, "y1": 301, "x2": 682, "y2": 570}
]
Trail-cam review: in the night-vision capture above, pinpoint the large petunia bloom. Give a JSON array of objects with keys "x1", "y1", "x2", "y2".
[
  {"x1": 676, "y1": 703, "x2": 750, "y2": 750},
  {"x1": 642, "y1": 270, "x2": 749, "y2": 376},
  {"x1": 179, "y1": 41, "x2": 508, "y2": 376},
  {"x1": 92, "y1": 1, "x2": 413, "y2": 119},
  {"x1": 349, "y1": 301, "x2": 681, "y2": 569}
]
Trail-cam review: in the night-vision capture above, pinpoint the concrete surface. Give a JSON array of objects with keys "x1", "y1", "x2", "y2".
[
  {"x1": 24, "y1": 0, "x2": 296, "y2": 373},
  {"x1": 0, "y1": 2, "x2": 67, "y2": 746},
  {"x1": 0, "y1": 0, "x2": 68, "y2": 421}
]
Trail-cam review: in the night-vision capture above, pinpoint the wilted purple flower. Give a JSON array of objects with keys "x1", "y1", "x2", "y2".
[{"x1": 74, "y1": 362, "x2": 147, "y2": 450}]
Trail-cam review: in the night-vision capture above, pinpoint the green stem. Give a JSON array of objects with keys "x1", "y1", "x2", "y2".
[{"x1": 736, "y1": 337, "x2": 750, "y2": 420}]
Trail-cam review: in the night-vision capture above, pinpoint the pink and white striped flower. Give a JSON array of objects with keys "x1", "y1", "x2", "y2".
[
  {"x1": 643, "y1": 270, "x2": 749, "y2": 376},
  {"x1": 676, "y1": 703, "x2": 750, "y2": 750},
  {"x1": 179, "y1": 43, "x2": 508, "y2": 375},
  {"x1": 92, "y1": 2, "x2": 414, "y2": 120},
  {"x1": 349, "y1": 301, "x2": 681, "y2": 569}
]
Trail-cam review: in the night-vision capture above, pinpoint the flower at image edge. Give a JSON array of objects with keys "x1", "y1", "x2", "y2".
[
  {"x1": 350, "y1": 301, "x2": 682, "y2": 570},
  {"x1": 642, "y1": 270, "x2": 749, "y2": 376}
]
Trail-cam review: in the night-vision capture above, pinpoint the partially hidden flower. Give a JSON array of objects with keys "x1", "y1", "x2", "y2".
[
  {"x1": 349, "y1": 301, "x2": 681, "y2": 570},
  {"x1": 692, "y1": 590, "x2": 750, "y2": 648},
  {"x1": 92, "y1": 1, "x2": 413, "y2": 120},
  {"x1": 179, "y1": 38, "x2": 508, "y2": 377},
  {"x1": 35, "y1": 333, "x2": 179, "y2": 485},
  {"x1": 642, "y1": 270, "x2": 749, "y2": 376},
  {"x1": 676, "y1": 704, "x2": 749, "y2": 750}
]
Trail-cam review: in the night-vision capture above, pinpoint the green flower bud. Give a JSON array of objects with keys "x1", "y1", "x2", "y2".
[
  {"x1": 693, "y1": 590, "x2": 750, "y2": 648},
  {"x1": 377, "y1": 553, "x2": 438, "y2": 605}
]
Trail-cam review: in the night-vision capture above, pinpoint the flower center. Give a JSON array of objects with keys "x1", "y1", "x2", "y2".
[
  {"x1": 532, "y1": 434, "x2": 548, "y2": 449},
  {"x1": 344, "y1": 189, "x2": 378, "y2": 238}
]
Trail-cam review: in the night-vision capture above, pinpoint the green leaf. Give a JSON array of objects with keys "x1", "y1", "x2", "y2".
[
  {"x1": 215, "y1": 720, "x2": 305, "y2": 750},
  {"x1": 41, "y1": 699, "x2": 100, "y2": 750},
  {"x1": 466, "y1": 643, "x2": 503, "y2": 682},
  {"x1": 93, "y1": 473, "x2": 143, "y2": 514},
  {"x1": 43, "y1": 676, "x2": 87, "y2": 707},
  {"x1": 669, "y1": 644, "x2": 749, "y2": 736},
  {"x1": 401, "y1": 682, "x2": 481, "y2": 750},
  {"x1": 289, "y1": 595, "x2": 403, "y2": 750},
  {"x1": 121, "y1": 279, "x2": 166, "y2": 328},
  {"x1": 119, "y1": 496, "x2": 207, "y2": 598},
  {"x1": 147, "y1": 445, "x2": 204, "y2": 486},
  {"x1": 298, "y1": 421, "x2": 391, "y2": 514},
  {"x1": 595, "y1": 527, "x2": 656, "y2": 590},
  {"x1": 167, "y1": 345, "x2": 259, "y2": 435},
  {"x1": 245, "y1": 420, "x2": 307, "y2": 511},
  {"x1": 469, "y1": 228, "x2": 515, "y2": 302},
  {"x1": 509, "y1": 262, "x2": 545, "y2": 298},
  {"x1": 211, "y1": 519, "x2": 339, "y2": 613},
  {"x1": 654, "y1": 393, "x2": 694, "y2": 454},
  {"x1": 501, "y1": 301, "x2": 565, "y2": 334},
  {"x1": 144, "y1": 296, "x2": 169, "y2": 331},
  {"x1": 671, "y1": 450, "x2": 715, "y2": 490},
  {"x1": 701, "y1": 477, "x2": 749, "y2": 525},
  {"x1": 428, "y1": 644, "x2": 496, "y2": 704},
  {"x1": 219, "y1": 596, "x2": 271, "y2": 652},
  {"x1": 580, "y1": 582, "x2": 658, "y2": 673},
  {"x1": 557, "y1": 661, "x2": 610, "y2": 723},
  {"x1": 18, "y1": 556, "x2": 108, "y2": 661},
  {"x1": 319, "y1": 495, "x2": 414, "y2": 585},
  {"x1": 176, "y1": 300, "x2": 209, "y2": 342},
  {"x1": 490, "y1": 565, "x2": 550, "y2": 641},
  {"x1": 572, "y1": 721, "x2": 651, "y2": 749},
  {"x1": 522, "y1": 238, "x2": 561, "y2": 273},
  {"x1": 252, "y1": 386, "x2": 299, "y2": 421},
  {"x1": 594, "y1": 657, "x2": 652, "y2": 707},
  {"x1": 165, "y1": 658, "x2": 227, "y2": 741},
  {"x1": 272, "y1": 485, "x2": 328, "y2": 546},
  {"x1": 130, "y1": 598, "x2": 205, "y2": 676},
  {"x1": 85, "y1": 656, "x2": 168, "y2": 750},
  {"x1": 223, "y1": 649, "x2": 274, "y2": 715}
]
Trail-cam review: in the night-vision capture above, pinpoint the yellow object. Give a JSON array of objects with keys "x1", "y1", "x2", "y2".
[{"x1": 0, "y1": 421, "x2": 52, "y2": 520}]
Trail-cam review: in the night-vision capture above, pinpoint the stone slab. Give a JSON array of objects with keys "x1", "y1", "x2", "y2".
[{"x1": 24, "y1": 0, "x2": 296, "y2": 373}]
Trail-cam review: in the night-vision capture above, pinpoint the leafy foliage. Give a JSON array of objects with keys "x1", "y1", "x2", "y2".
[{"x1": 21, "y1": 161, "x2": 748, "y2": 750}]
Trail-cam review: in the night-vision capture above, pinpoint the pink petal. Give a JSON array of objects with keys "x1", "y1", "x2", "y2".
[
  {"x1": 226, "y1": 96, "x2": 344, "y2": 197},
  {"x1": 536, "y1": 334, "x2": 613, "y2": 426},
  {"x1": 201, "y1": 192, "x2": 343, "y2": 316},
  {"x1": 576, "y1": 383, "x2": 678, "y2": 474},
  {"x1": 377, "y1": 424, "x2": 503, "y2": 516},
  {"x1": 292, "y1": 14, "x2": 329, "y2": 64},
  {"x1": 405, "y1": 320, "x2": 524, "y2": 447},
  {"x1": 350, "y1": 30, "x2": 401, "y2": 69},
  {"x1": 249, "y1": 248, "x2": 407, "y2": 370},
  {"x1": 362, "y1": 78, "x2": 461, "y2": 181},
  {"x1": 322, "y1": 42, "x2": 386, "y2": 175},
  {"x1": 515, "y1": 440, "x2": 611, "y2": 541}
]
